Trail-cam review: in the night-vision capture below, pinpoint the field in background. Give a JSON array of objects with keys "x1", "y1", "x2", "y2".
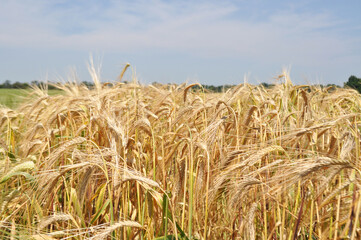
[
  {"x1": 1, "y1": 71, "x2": 361, "y2": 239},
  {"x1": 0, "y1": 89, "x2": 63, "y2": 109},
  {"x1": 0, "y1": 89, "x2": 31, "y2": 109}
]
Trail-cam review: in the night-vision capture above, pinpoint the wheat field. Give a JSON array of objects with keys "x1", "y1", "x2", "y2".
[{"x1": 1, "y1": 69, "x2": 361, "y2": 239}]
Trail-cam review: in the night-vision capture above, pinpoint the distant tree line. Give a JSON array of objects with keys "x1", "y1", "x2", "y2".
[
  {"x1": 186, "y1": 82, "x2": 342, "y2": 93},
  {"x1": 191, "y1": 84, "x2": 236, "y2": 92},
  {"x1": 0, "y1": 80, "x2": 31, "y2": 89},
  {"x1": 0, "y1": 80, "x2": 95, "y2": 90},
  {"x1": 1, "y1": 76, "x2": 361, "y2": 93}
]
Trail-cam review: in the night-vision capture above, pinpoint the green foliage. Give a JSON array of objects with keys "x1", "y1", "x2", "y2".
[
  {"x1": 344, "y1": 75, "x2": 361, "y2": 93},
  {"x1": 260, "y1": 82, "x2": 275, "y2": 88}
]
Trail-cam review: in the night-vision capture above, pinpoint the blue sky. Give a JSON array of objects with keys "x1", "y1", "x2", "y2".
[{"x1": 0, "y1": 0, "x2": 360, "y2": 85}]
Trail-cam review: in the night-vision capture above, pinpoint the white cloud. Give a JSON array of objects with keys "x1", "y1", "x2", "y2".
[
  {"x1": 0, "y1": 0, "x2": 360, "y2": 84},
  {"x1": 0, "y1": 1, "x2": 353, "y2": 56}
]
